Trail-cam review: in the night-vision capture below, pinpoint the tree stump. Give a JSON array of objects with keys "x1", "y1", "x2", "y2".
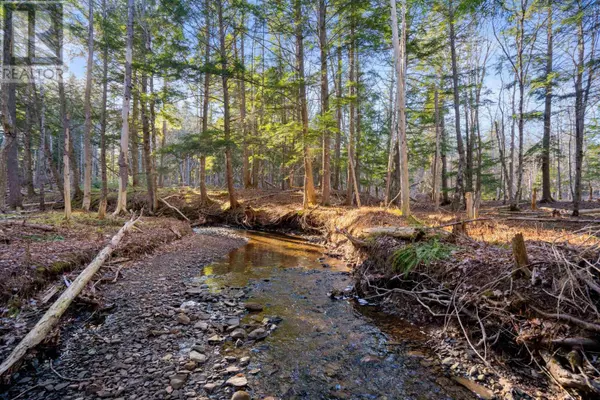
[
  {"x1": 512, "y1": 233, "x2": 531, "y2": 278},
  {"x1": 531, "y1": 188, "x2": 537, "y2": 210},
  {"x1": 466, "y1": 192, "x2": 474, "y2": 219}
]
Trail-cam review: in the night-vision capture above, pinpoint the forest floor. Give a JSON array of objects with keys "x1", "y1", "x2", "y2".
[{"x1": 3, "y1": 187, "x2": 600, "y2": 399}]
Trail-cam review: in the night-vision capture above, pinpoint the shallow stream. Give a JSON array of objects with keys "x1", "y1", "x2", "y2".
[{"x1": 195, "y1": 229, "x2": 478, "y2": 399}]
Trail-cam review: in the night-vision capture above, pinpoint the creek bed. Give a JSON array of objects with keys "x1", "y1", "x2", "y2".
[{"x1": 195, "y1": 229, "x2": 478, "y2": 399}]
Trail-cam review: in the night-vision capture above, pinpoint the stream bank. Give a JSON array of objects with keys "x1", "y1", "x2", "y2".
[{"x1": 3, "y1": 228, "x2": 479, "y2": 400}]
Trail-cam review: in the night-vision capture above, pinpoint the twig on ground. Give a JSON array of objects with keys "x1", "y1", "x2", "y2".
[{"x1": 49, "y1": 360, "x2": 88, "y2": 382}]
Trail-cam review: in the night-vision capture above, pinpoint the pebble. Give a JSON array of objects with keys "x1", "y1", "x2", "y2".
[
  {"x1": 248, "y1": 328, "x2": 267, "y2": 340},
  {"x1": 203, "y1": 382, "x2": 218, "y2": 393},
  {"x1": 208, "y1": 335, "x2": 224, "y2": 344},
  {"x1": 194, "y1": 321, "x2": 209, "y2": 331},
  {"x1": 226, "y1": 374, "x2": 248, "y2": 388},
  {"x1": 231, "y1": 391, "x2": 251, "y2": 400},
  {"x1": 190, "y1": 350, "x2": 207, "y2": 363},
  {"x1": 170, "y1": 373, "x2": 188, "y2": 390},
  {"x1": 231, "y1": 328, "x2": 247, "y2": 339},
  {"x1": 177, "y1": 313, "x2": 191, "y2": 325}
]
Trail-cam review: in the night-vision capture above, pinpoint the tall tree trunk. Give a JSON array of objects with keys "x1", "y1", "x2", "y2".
[
  {"x1": 64, "y1": 121, "x2": 72, "y2": 220},
  {"x1": 199, "y1": 0, "x2": 211, "y2": 204},
  {"x1": 218, "y1": 0, "x2": 239, "y2": 209},
  {"x1": 23, "y1": 101, "x2": 36, "y2": 197},
  {"x1": 319, "y1": 0, "x2": 331, "y2": 205},
  {"x1": 98, "y1": 0, "x2": 109, "y2": 219},
  {"x1": 385, "y1": 77, "x2": 397, "y2": 205},
  {"x1": 82, "y1": 0, "x2": 95, "y2": 211},
  {"x1": 464, "y1": 93, "x2": 472, "y2": 193},
  {"x1": 295, "y1": 0, "x2": 317, "y2": 208},
  {"x1": 541, "y1": 0, "x2": 553, "y2": 202},
  {"x1": 140, "y1": 4, "x2": 156, "y2": 213},
  {"x1": 333, "y1": 46, "x2": 342, "y2": 191},
  {"x1": 114, "y1": 0, "x2": 134, "y2": 215},
  {"x1": 346, "y1": 23, "x2": 356, "y2": 206},
  {"x1": 149, "y1": 76, "x2": 158, "y2": 211},
  {"x1": 433, "y1": 88, "x2": 441, "y2": 209},
  {"x1": 440, "y1": 104, "x2": 449, "y2": 204},
  {"x1": 390, "y1": 0, "x2": 410, "y2": 216},
  {"x1": 240, "y1": 14, "x2": 251, "y2": 189},
  {"x1": 1, "y1": 9, "x2": 22, "y2": 209},
  {"x1": 131, "y1": 74, "x2": 140, "y2": 186},
  {"x1": 448, "y1": 0, "x2": 466, "y2": 210}
]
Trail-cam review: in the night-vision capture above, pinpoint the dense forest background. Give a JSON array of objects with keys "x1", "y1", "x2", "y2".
[{"x1": 1, "y1": 0, "x2": 599, "y2": 217}]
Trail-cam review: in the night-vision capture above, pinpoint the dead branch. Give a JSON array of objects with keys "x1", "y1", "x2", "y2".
[
  {"x1": 49, "y1": 360, "x2": 88, "y2": 382},
  {"x1": 516, "y1": 292, "x2": 600, "y2": 333},
  {"x1": 0, "y1": 212, "x2": 142, "y2": 379},
  {"x1": 540, "y1": 351, "x2": 600, "y2": 393},
  {"x1": 159, "y1": 197, "x2": 190, "y2": 222},
  {"x1": 335, "y1": 227, "x2": 370, "y2": 248}
]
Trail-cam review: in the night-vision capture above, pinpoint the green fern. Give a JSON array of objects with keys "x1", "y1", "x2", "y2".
[{"x1": 390, "y1": 239, "x2": 455, "y2": 275}]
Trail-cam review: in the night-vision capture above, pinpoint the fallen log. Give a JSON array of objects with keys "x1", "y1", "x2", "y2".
[
  {"x1": 362, "y1": 226, "x2": 449, "y2": 239},
  {"x1": 434, "y1": 218, "x2": 491, "y2": 228},
  {"x1": 506, "y1": 217, "x2": 600, "y2": 224},
  {"x1": 0, "y1": 220, "x2": 56, "y2": 232},
  {"x1": 0, "y1": 212, "x2": 142, "y2": 379},
  {"x1": 539, "y1": 207, "x2": 600, "y2": 215}
]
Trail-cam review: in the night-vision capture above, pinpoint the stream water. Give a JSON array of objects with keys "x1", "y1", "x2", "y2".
[{"x1": 194, "y1": 229, "x2": 477, "y2": 399}]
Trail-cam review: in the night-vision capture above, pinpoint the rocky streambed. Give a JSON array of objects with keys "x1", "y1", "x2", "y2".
[{"x1": 3, "y1": 228, "x2": 482, "y2": 400}]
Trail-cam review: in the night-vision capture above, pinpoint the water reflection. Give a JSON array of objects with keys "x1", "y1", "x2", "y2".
[{"x1": 195, "y1": 229, "x2": 474, "y2": 399}]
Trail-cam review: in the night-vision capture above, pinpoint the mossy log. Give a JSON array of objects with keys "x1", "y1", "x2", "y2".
[{"x1": 362, "y1": 227, "x2": 449, "y2": 240}]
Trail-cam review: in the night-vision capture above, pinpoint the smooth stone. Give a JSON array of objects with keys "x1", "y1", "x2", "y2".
[
  {"x1": 170, "y1": 373, "x2": 188, "y2": 390},
  {"x1": 231, "y1": 328, "x2": 246, "y2": 340},
  {"x1": 248, "y1": 328, "x2": 267, "y2": 340},
  {"x1": 226, "y1": 374, "x2": 248, "y2": 388},
  {"x1": 203, "y1": 383, "x2": 218, "y2": 393},
  {"x1": 208, "y1": 335, "x2": 223, "y2": 344},
  {"x1": 231, "y1": 391, "x2": 251, "y2": 400},
  {"x1": 194, "y1": 321, "x2": 209, "y2": 331},
  {"x1": 177, "y1": 313, "x2": 191, "y2": 325},
  {"x1": 189, "y1": 351, "x2": 207, "y2": 363}
]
